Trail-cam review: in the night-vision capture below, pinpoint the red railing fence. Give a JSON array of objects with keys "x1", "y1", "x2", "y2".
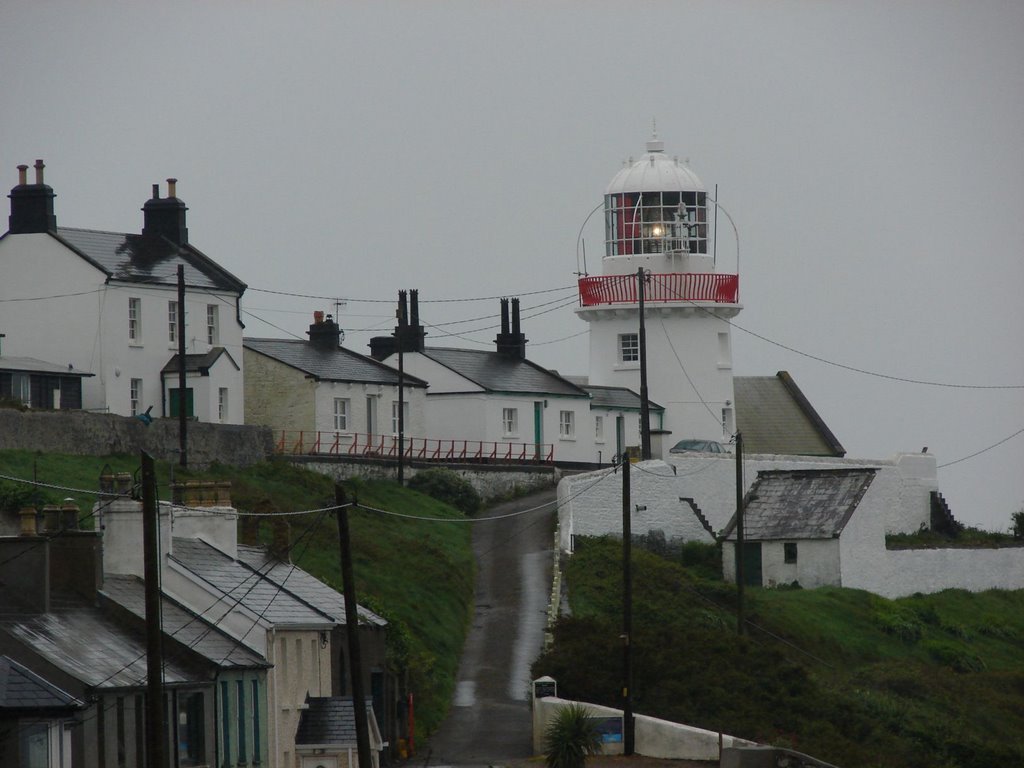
[
  {"x1": 274, "y1": 431, "x2": 555, "y2": 465},
  {"x1": 578, "y1": 272, "x2": 738, "y2": 306}
]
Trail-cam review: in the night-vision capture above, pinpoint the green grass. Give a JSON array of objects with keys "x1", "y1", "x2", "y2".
[
  {"x1": 533, "y1": 537, "x2": 1024, "y2": 768},
  {"x1": 0, "y1": 450, "x2": 474, "y2": 736}
]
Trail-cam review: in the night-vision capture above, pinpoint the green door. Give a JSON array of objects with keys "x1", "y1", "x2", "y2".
[
  {"x1": 534, "y1": 401, "x2": 544, "y2": 459},
  {"x1": 168, "y1": 388, "x2": 194, "y2": 418},
  {"x1": 741, "y1": 542, "x2": 763, "y2": 587}
]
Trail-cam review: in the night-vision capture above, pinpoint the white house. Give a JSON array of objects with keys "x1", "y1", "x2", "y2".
[
  {"x1": 371, "y1": 293, "x2": 660, "y2": 464},
  {"x1": 0, "y1": 161, "x2": 247, "y2": 422},
  {"x1": 244, "y1": 311, "x2": 428, "y2": 455}
]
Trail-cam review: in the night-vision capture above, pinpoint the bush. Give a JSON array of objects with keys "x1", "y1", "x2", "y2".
[
  {"x1": 544, "y1": 703, "x2": 601, "y2": 768},
  {"x1": 406, "y1": 468, "x2": 481, "y2": 515},
  {"x1": 924, "y1": 640, "x2": 986, "y2": 673}
]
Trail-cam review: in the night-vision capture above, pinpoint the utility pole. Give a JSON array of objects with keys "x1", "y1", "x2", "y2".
[
  {"x1": 177, "y1": 265, "x2": 187, "y2": 468},
  {"x1": 734, "y1": 432, "x2": 745, "y2": 637},
  {"x1": 141, "y1": 452, "x2": 167, "y2": 768},
  {"x1": 396, "y1": 291, "x2": 407, "y2": 485},
  {"x1": 637, "y1": 268, "x2": 651, "y2": 460},
  {"x1": 335, "y1": 485, "x2": 372, "y2": 768},
  {"x1": 621, "y1": 453, "x2": 634, "y2": 754}
]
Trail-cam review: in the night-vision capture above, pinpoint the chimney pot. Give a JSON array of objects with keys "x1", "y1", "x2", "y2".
[
  {"x1": 167, "y1": 178, "x2": 177, "y2": 198},
  {"x1": 34, "y1": 159, "x2": 45, "y2": 185},
  {"x1": 151, "y1": 183, "x2": 160, "y2": 199},
  {"x1": 314, "y1": 310, "x2": 325, "y2": 324},
  {"x1": 17, "y1": 165, "x2": 28, "y2": 185},
  {"x1": 19, "y1": 507, "x2": 38, "y2": 537}
]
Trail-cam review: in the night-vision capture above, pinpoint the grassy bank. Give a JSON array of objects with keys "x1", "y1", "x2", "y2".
[
  {"x1": 532, "y1": 537, "x2": 1024, "y2": 768},
  {"x1": 0, "y1": 450, "x2": 474, "y2": 736}
]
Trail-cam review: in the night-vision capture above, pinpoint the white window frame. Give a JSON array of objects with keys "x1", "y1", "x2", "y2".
[
  {"x1": 619, "y1": 333, "x2": 639, "y2": 363},
  {"x1": 595, "y1": 415, "x2": 604, "y2": 442},
  {"x1": 168, "y1": 300, "x2": 178, "y2": 344},
  {"x1": 559, "y1": 410, "x2": 575, "y2": 440},
  {"x1": 128, "y1": 297, "x2": 141, "y2": 343},
  {"x1": 12, "y1": 373, "x2": 31, "y2": 406},
  {"x1": 130, "y1": 378, "x2": 142, "y2": 416},
  {"x1": 391, "y1": 400, "x2": 410, "y2": 436},
  {"x1": 333, "y1": 398, "x2": 349, "y2": 431},
  {"x1": 218, "y1": 387, "x2": 228, "y2": 422},
  {"x1": 207, "y1": 304, "x2": 219, "y2": 345},
  {"x1": 502, "y1": 407, "x2": 518, "y2": 437}
]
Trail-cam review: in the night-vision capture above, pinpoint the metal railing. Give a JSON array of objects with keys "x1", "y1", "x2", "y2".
[
  {"x1": 578, "y1": 272, "x2": 739, "y2": 306},
  {"x1": 273, "y1": 431, "x2": 555, "y2": 464}
]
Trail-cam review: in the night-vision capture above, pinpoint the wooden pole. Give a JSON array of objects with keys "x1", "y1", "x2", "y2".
[
  {"x1": 141, "y1": 452, "x2": 167, "y2": 768},
  {"x1": 177, "y1": 265, "x2": 187, "y2": 468},
  {"x1": 622, "y1": 455, "x2": 634, "y2": 754},
  {"x1": 638, "y1": 268, "x2": 651, "y2": 460},
  {"x1": 734, "y1": 432, "x2": 745, "y2": 637}
]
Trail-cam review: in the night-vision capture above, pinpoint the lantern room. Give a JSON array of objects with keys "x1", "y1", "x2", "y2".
[{"x1": 604, "y1": 137, "x2": 708, "y2": 257}]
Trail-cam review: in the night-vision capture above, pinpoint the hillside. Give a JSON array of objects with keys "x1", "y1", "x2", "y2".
[
  {"x1": 532, "y1": 537, "x2": 1024, "y2": 768},
  {"x1": 0, "y1": 450, "x2": 474, "y2": 736}
]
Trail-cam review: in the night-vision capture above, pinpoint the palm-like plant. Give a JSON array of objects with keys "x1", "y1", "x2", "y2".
[{"x1": 543, "y1": 702, "x2": 602, "y2": 768}]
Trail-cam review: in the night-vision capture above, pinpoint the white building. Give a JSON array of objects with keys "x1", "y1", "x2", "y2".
[
  {"x1": 0, "y1": 161, "x2": 247, "y2": 422},
  {"x1": 576, "y1": 137, "x2": 742, "y2": 446}
]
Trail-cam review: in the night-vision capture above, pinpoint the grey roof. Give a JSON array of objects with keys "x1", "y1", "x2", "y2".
[
  {"x1": 0, "y1": 596, "x2": 206, "y2": 689},
  {"x1": 722, "y1": 468, "x2": 876, "y2": 541},
  {"x1": 583, "y1": 385, "x2": 663, "y2": 412},
  {"x1": 734, "y1": 371, "x2": 845, "y2": 457},
  {"x1": 54, "y1": 227, "x2": 246, "y2": 294},
  {"x1": 100, "y1": 574, "x2": 268, "y2": 669},
  {"x1": 170, "y1": 538, "x2": 333, "y2": 627},
  {"x1": 0, "y1": 655, "x2": 83, "y2": 710},
  {"x1": 422, "y1": 347, "x2": 588, "y2": 397},
  {"x1": 161, "y1": 346, "x2": 239, "y2": 375},
  {"x1": 295, "y1": 696, "x2": 374, "y2": 746},
  {"x1": 0, "y1": 356, "x2": 92, "y2": 377},
  {"x1": 245, "y1": 338, "x2": 426, "y2": 387},
  {"x1": 235, "y1": 545, "x2": 387, "y2": 627}
]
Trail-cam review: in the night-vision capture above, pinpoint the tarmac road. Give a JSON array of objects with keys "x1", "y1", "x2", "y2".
[{"x1": 423, "y1": 487, "x2": 557, "y2": 766}]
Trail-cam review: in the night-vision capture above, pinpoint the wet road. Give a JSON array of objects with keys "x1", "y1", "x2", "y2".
[{"x1": 424, "y1": 487, "x2": 557, "y2": 765}]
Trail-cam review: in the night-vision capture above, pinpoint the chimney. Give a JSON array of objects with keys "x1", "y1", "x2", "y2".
[
  {"x1": 495, "y1": 297, "x2": 527, "y2": 358},
  {"x1": 8, "y1": 159, "x2": 57, "y2": 234},
  {"x1": 370, "y1": 288, "x2": 426, "y2": 359},
  {"x1": 308, "y1": 312, "x2": 342, "y2": 351},
  {"x1": 142, "y1": 178, "x2": 189, "y2": 246}
]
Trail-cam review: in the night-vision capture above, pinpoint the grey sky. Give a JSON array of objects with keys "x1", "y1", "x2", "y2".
[{"x1": 2, "y1": 1, "x2": 1022, "y2": 530}]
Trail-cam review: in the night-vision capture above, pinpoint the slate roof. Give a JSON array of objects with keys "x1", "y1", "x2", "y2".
[
  {"x1": 583, "y1": 385, "x2": 663, "y2": 412},
  {"x1": 421, "y1": 347, "x2": 588, "y2": 397},
  {"x1": 734, "y1": 371, "x2": 845, "y2": 457},
  {"x1": 0, "y1": 356, "x2": 92, "y2": 377},
  {"x1": 721, "y1": 468, "x2": 877, "y2": 541},
  {"x1": 54, "y1": 227, "x2": 246, "y2": 294},
  {"x1": 170, "y1": 538, "x2": 344, "y2": 628},
  {"x1": 0, "y1": 655, "x2": 83, "y2": 711},
  {"x1": 294, "y1": 696, "x2": 375, "y2": 746},
  {"x1": 235, "y1": 545, "x2": 387, "y2": 627},
  {"x1": 161, "y1": 347, "x2": 239, "y2": 375},
  {"x1": 100, "y1": 574, "x2": 268, "y2": 669},
  {"x1": 244, "y1": 338, "x2": 426, "y2": 387},
  {"x1": 0, "y1": 595, "x2": 206, "y2": 689}
]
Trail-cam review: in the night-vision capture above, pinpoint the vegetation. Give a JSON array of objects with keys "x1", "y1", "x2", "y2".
[
  {"x1": 532, "y1": 536, "x2": 1024, "y2": 768},
  {"x1": 886, "y1": 526, "x2": 1021, "y2": 549},
  {"x1": 406, "y1": 467, "x2": 482, "y2": 514},
  {"x1": 543, "y1": 702, "x2": 602, "y2": 768},
  {"x1": 0, "y1": 450, "x2": 475, "y2": 736}
]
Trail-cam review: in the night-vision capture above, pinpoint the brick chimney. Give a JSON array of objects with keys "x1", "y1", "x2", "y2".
[
  {"x1": 308, "y1": 312, "x2": 343, "y2": 351},
  {"x1": 495, "y1": 297, "x2": 527, "y2": 358},
  {"x1": 142, "y1": 178, "x2": 188, "y2": 245},
  {"x1": 370, "y1": 288, "x2": 426, "y2": 360},
  {"x1": 8, "y1": 159, "x2": 57, "y2": 234}
]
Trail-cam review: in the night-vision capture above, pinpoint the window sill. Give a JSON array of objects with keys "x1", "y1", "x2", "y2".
[
  {"x1": 614, "y1": 363, "x2": 640, "y2": 371},
  {"x1": 559, "y1": 436, "x2": 576, "y2": 442}
]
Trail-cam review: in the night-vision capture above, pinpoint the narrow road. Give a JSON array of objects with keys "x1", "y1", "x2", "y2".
[{"x1": 424, "y1": 487, "x2": 557, "y2": 765}]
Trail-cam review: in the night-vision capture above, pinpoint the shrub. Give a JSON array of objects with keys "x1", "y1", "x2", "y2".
[
  {"x1": 406, "y1": 468, "x2": 481, "y2": 514},
  {"x1": 544, "y1": 703, "x2": 602, "y2": 768},
  {"x1": 1012, "y1": 508, "x2": 1024, "y2": 540},
  {"x1": 924, "y1": 640, "x2": 986, "y2": 673}
]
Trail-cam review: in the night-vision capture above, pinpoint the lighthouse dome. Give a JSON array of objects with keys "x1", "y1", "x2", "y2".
[{"x1": 605, "y1": 137, "x2": 705, "y2": 195}]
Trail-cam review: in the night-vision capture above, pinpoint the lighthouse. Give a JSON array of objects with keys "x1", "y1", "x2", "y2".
[{"x1": 576, "y1": 136, "x2": 742, "y2": 450}]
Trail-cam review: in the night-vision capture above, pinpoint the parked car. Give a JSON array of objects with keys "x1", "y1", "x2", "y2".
[{"x1": 669, "y1": 439, "x2": 728, "y2": 454}]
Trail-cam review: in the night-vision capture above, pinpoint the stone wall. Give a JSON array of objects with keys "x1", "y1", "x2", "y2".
[{"x1": 0, "y1": 408, "x2": 273, "y2": 467}]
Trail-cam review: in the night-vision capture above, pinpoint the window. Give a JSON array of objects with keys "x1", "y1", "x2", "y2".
[
  {"x1": 168, "y1": 301, "x2": 178, "y2": 344},
  {"x1": 595, "y1": 415, "x2": 604, "y2": 442},
  {"x1": 12, "y1": 373, "x2": 31, "y2": 406},
  {"x1": 236, "y1": 680, "x2": 247, "y2": 764},
  {"x1": 20, "y1": 722, "x2": 48, "y2": 768},
  {"x1": 391, "y1": 400, "x2": 409, "y2": 435},
  {"x1": 333, "y1": 398, "x2": 349, "y2": 431},
  {"x1": 130, "y1": 378, "x2": 143, "y2": 416},
  {"x1": 207, "y1": 304, "x2": 219, "y2": 345},
  {"x1": 218, "y1": 387, "x2": 228, "y2": 422},
  {"x1": 619, "y1": 333, "x2": 639, "y2": 363},
  {"x1": 128, "y1": 297, "x2": 141, "y2": 343},
  {"x1": 251, "y1": 679, "x2": 262, "y2": 765},
  {"x1": 559, "y1": 410, "x2": 575, "y2": 439},
  {"x1": 784, "y1": 542, "x2": 798, "y2": 564},
  {"x1": 176, "y1": 692, "x2": 203, "y2": 768},
  {"x1": 502, "y1": 407, "x2": 518, "y2": 437}
]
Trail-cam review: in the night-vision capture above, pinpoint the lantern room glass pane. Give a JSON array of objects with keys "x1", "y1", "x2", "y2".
[{"x1": 605, "y1": 191, "x2": 707, "y2": 256}]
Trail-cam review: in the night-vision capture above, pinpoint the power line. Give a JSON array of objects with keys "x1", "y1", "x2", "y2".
[
  {"x1": 247, "y1": 284, "x2": 577, "y2": 304},
  {"x1": 937, "y1": 425, "x2": 1024, "y2": 469}
]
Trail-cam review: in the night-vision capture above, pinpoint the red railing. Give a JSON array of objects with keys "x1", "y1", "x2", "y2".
[
  {"x1": 274, "y1": 431, "x2": 555, "y2": 465},
  {"x1": 578, "y1": 273, "x2": 739, "y2": 306}
]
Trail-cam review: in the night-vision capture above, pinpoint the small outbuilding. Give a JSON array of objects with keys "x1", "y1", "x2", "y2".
[{"x1": 294, "y1": 696, "x2": 384, "y2": 768}]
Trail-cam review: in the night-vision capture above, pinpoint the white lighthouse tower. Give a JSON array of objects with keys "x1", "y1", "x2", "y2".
[{"x1": 576, "y1": 136, "x2": 742, "y2": 450}]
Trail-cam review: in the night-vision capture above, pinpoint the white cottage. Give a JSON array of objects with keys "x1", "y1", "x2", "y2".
[{"x1": 0, "y1": 161, "x2": 247, "y2": 421}]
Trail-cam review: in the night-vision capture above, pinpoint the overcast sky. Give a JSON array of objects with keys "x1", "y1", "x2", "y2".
[{"x1": 2, "y1": 1, "x2": 1022, "y2": 530}]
